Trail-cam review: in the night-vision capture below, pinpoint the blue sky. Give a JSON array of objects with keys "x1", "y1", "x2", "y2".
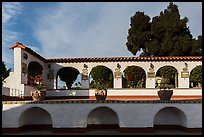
[{"x1": 2, "y1": 2, "x2": 202, "y2": 71}]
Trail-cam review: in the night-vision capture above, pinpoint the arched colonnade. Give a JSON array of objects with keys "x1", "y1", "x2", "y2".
[{"x1": 46, "y1": 57, "x2": 201, "y2": 89}]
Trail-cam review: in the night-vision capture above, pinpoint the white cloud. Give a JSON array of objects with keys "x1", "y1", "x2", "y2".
[
  {"x1": 2, "y1": 30, "x2": 21, "y2": 44},
  {"x1": 2, "y1": 2, "x2": 22, "y2": 24},
  {"x1": 34, "y1": 2, "x2": 202, "y2": 58},
  {"x1": 32, "y1": 3, "x2": 137, "y2": 58},
  {"x1": 2, "y1": 2, "x2": 22, "y2": 45},
  {"x1": 4, "y1": 2, "x2": 202, "y2": 63},
  {"x1": 2, "y1": 2, "x2": 22, "y2": 70}
]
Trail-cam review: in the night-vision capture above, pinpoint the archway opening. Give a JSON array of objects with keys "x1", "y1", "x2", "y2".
[
  {"x1": 27, "y1": 61, "x2": 43, "y2": 86},
  {"x1": 122, "y1": 66, "x2": 146, "y2": 88},
  {"x1": 56, "y1": 67, "x2": 80, "y2": 89},
  {"x1": 189, "y1": 65, "x2": 202, "y2": 88},
  {"x1": 153, "y1": 107, "x2": 186, "y2": 131},
  {"x1": 18, "y1": 107, "x2": 52, "y2": 131},
  {"x1": 86, "y1": 107, "x2": 119, "y2": 132},
  {"x1": 155, "y1": 66, "x2": 178, "y2": 88},
  {"x1": 89, "y1": 65, "x2": 113, "y2": 89}
]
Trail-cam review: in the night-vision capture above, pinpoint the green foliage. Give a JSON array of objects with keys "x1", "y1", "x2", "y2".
[
  {"x1": 2, "y1": 61, "x2": 11, "y2": 81},
  {"x1": 126, "y1": 11, "x2": 151, "y2": 55},
  {"x1": 123, "y1": 66, "x2": 146, "y2": 88},
  {"x1": 190, "y1": 65, "x2": 202, "y2": 83},
  {"x1": 28, "y1": 61, "x2": 43, "y2": 77},
  {"x1": 95, "y1": 82, "x2": 109, "y2": 90},
  {"x1": 34, "y1": 84, "x2": 48, "y2": 90},
  {"x1": 156, "y1": 66, "x2": 177, "y2": 87},
  {"x1": 191, "y1": 36, "x2": 202, "y2": 55},
  {"x1": 57, "y1": 67, "x2": 80, "y2": 89},
  {"x1": 27, "y1": 61, "x2": 44, "y2": 87},
  {"x1": 126, "y1": 2, "x2": 201, "y2": 56},
  {"x1": 90, "y1": 65, "x2": 113, "y2": 89}
]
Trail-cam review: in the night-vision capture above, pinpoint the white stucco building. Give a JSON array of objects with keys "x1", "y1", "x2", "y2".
[
  {"x1": 3, "y1": 42, "x2": 202, "y2": 100},
  {"x1": 2, "y1": 42, "x2": 202, "y2": 134}
]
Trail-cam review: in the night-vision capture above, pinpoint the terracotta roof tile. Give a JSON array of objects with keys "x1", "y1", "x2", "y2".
[
  {"x1": 9, "y1": 42, "x2": 26, "y2": 49},
  {"x1": 46, "y1": 56, "x2": 202, "y2": 63},
  {"x1": 9, "y1": 42, "x2": 46, "y2": 62}
]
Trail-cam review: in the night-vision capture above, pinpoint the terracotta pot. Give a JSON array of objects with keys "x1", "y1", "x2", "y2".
[
  {"x1": 95, "y1": 89, "x2": 107, "y2": 100},
  {"x1": 31, "y1": 90, "x2": 46, "y2": 101},
  {"x1": 158, "y1": 89, "x2": 173, "y2": 101}
]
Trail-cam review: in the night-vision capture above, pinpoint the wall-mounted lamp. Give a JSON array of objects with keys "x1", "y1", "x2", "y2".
[
  {"x1": 117, "y1": 63, "x2": 121, "y2": 69},
  {"x1": 84, "y1": 64, "x2": 88, "y2": 68}
]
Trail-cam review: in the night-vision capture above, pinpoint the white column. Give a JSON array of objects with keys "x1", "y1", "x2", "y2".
[
  {"x1": 146, "y1": 78, "x2": 156, "y2": 88},
  {"x1": 113, "y1": 66, "x2": 122, "y2": 89},
  {"x1": 81, "y1": 69, "x2": 89, "y2": 89},
  {"x1": 81, "y1": 79, "x2": 89, "y2": 89},
  {"x1": 146, "y1": 63, "x2": 156, "y2": 88},
  {"x1": 54, "y1": 76, "x2": 59, "y2": 89},
  {"x1": 178, "y1": 77, "x2": 189, "y2": 88},
  {"x1": 21, "y1": 73, "x2": 27, "y2": 84},
  {"x1": 114, "y1": 77, "x2": 122, "y2": 88},
  {"x1": 48, "y1": 79, "x2": 54, "y2": 89},
  {"x1": 178, "y1": 70, "x2": 189, "y2": 88},
  {"x1": 14, "y1": 48, "x2": 22, "y2": 85}
]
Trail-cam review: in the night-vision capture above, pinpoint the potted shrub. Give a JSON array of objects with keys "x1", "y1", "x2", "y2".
[
  {"x1": 29, "y1": 75, "x2": 47, "y2": 101},
  {"x1": 27, "y1": 61, "x2": 47, "y2": 101},
  {"x1": 90, "y1": 66, "x2": 113, "y2": 100},
  {"x1": 157, "y1": 80, "x2": 173, "y2": 101},
  {"x1": 95, "y1": 82, "x2": 108, "y2": 100}
]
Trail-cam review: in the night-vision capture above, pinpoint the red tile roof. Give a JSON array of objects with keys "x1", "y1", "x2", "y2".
[
  {"x1": 9, "y1": 42, "x2": 202, "y2": 63},
  {"x1": 9, "y1": 42, "x2": 46, "y2": 62},
  {"x1": 46, "y1": 56, "x2": 202, "y2": 63}
]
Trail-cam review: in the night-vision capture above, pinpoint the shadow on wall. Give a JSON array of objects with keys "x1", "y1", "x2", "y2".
[
  {"x1": 18, "y1": 107, "x2": 53, "y2": 130},
  {"x1": 153, "y1": 107, "x2": 187, "y2": 130},
  {"x1": 2, "y1": 104, "x2": 53, "y2": 133},
  {"x1": 86, "y1": 106, "x2": 119, "y2": 130}
]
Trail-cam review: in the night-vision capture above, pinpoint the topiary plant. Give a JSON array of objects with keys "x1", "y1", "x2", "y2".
[{"x1": 57, "y1": 67, "x2": 80, "y2": 89}]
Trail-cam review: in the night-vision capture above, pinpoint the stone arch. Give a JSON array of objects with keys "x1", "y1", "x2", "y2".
[
  {"x1": 154, "y1": 63, "x2": 179, "y2": 74},
  {"x1": 153, "y1": 107, "x2": 187, "y2": 129},
  {"x1": 155, "y1": 65, "x2": 178, "y2": 88},
  {"x1": 18, "y1": 107, "x2": 52, "y2": 130},
  {"x1": 86, "y1": 106, "x2": 119, "y2": 129},
  {"x1": 27, "y1": 61, "x2": 43, "y2": 74},
  {"x1": 89, "y1": 65, "x2": 114, "y2": 89},
  {"x1": 56, "y1": 67, "x2": 80, "y2": 89},
  {"x1": 189, "y1": 65, "x2": 202, "y2": 88},
  {"x1": 122, "y1": 65, "x2": 146, "y2": 88},
  {"x1": 88, "y1": 64, "x2": 113, "y2": 76}
]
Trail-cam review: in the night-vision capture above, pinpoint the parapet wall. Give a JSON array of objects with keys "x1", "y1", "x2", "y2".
[{"x1": 2, "y1": 99, "x2": 202, "y2": 131}]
